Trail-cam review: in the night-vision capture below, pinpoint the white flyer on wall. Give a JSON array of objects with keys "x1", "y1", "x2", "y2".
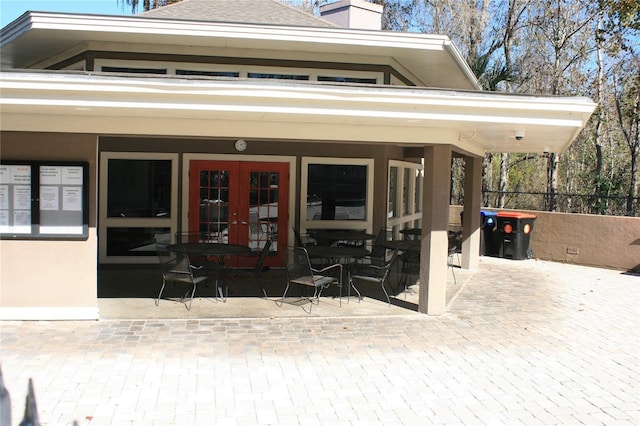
[
  {"x1": 13, "y1": 185, "x2": 31, "y2": 210},
  {"x1": 40, "y1": 186, "x2": 60, "y2": 211},
  {"x1": 40, "y1": 166, "x2": 62, "y2": 185},
  {"x1": 63, "y1": 187, "x2": 82, "y2": 211}
]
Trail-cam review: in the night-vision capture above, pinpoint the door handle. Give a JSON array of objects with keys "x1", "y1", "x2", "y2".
[{"x1": 240, "y1": 221, "x2": 248, "y2": 225}]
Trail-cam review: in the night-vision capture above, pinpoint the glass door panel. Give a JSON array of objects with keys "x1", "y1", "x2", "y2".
[
  {"x1": 239, "y1": 162, "x2": 288, "y2": 268},
  {"x1": 198, "y1": 168, "x2": 230, "y2": 242}
]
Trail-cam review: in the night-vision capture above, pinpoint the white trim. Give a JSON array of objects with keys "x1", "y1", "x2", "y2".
[
  {"x1": 0, "y1": 72, "x2": 596, "y2": 154},
  {"x1": 0, "y1": 307, "x2": 99, "y2": 321}
]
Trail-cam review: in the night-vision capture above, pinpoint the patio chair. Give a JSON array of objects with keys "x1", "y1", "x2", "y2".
[
  {"x1": 448, "y1": 231, "x2": 462, "y2": 285},
  {"x1": 156, "y1": 243, "x2": 208, "y2": 310},
  {"x1": 174, "y1": 231, "x2": 224, "y2": 280},
  {"x1": 351, "y1": 248, "x2": 398, "y2": 306},
  {"x1": 292, "y1": 227, "x2": 317, "y2": 248},
  {"x1": 360, "y1": 227, "x2": 392, "y2": 267},
  {"x1": 398, "y1": 249, "x2": 420, "y2": 295},
  {"x1": 279, "y1": 246, "x2": 342, "y2": 313}
]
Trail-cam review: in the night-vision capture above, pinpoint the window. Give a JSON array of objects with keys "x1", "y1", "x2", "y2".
[
  {"x1": 318, "y1": 76, "x2": 377, "y2": 84},
  {"x1": 388, "y1": 166, "x2": 398, "y2": 218},
  {"x1": 248, "y1": 73, "x2": 309, "y2": 80},
  {"x1": 101, "y1": 66, "x2": 166, "y2": 74},
  {"x1": 402, "y1": 167, "x2": 411, "y2": 215},
  {"x1": 387, "y1": 160, "x2": 423, "y2": 238},
  {"x1": 99, "y1": 153, "x2": 178, "y2": 264},
  {"x1": 107, "y1": 159, "x2": 172, "y2": 218},
  {"x1": 301, "y1": 158, "x2": 373, "y2": 231},
  {"x1": 306, "y1": 164, "x2": 367, "y2": 221},
  {"x1": 176, "y1": 70, "x2": 239, "y2": 78}
]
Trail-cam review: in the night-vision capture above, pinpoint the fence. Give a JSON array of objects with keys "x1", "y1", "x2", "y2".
[{"x1": 480, "y1": 191, "x2": 639, "y2": 217}]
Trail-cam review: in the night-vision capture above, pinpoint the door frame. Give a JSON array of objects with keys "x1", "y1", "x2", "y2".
[{"x1": 181, "y1": 153, "x2": 297, "y2": 255}]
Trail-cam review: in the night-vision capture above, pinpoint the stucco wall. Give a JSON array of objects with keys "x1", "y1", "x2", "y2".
[
  {"x1": 0, "y1": 132, "x2": 98, "y2": 319},
  {"x1": 451, "y1": 205, "x2": 640, "y2": 271}
]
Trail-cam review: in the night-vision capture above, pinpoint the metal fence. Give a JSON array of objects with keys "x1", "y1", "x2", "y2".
[{"x1": 480, "y1": 191, "x2": 640, "y2": 217}]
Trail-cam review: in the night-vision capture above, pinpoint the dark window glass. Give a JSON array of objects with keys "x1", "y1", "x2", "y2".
[
  {"x1": 389, "y1": 166, "x2": 398, "y2": 218},
  {"x1": 307, "y1": 164, "x2": 367, "y2": 221},
  {"x1": 318, "y1": 76, "x2": 377, "y2": 84},
  {"x1": 101, "y1": 66, "x2": 166, "y2": 74},
  {"x1": 107, "y1": 159, "x2": 171, "y2": 218},
  {"x1": 248, "y1": 73, "x2": 309, "y2": 80},
  {"x1": 176, "y1": 70, "x2": 240, "y2": 77},
  {"x1": 106, "y1": 227, "x2": 170, "y2": 256}
]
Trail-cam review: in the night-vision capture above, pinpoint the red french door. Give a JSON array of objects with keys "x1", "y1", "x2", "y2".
[{"x1": 188, "y1": 160, "x2": 288, "y2": 267}]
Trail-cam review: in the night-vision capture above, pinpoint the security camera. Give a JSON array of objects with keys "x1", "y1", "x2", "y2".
[{"x1": 514, "y1": 130, "x2": 525, "y2": 141}]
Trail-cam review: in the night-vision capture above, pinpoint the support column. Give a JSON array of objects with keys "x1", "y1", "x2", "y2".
[
  {"x1": 461, "y1": 155, "x2": 482, "y2": 270},
  {"x1": 419, "y1": 145, "x2": 451, "y2": 315}
]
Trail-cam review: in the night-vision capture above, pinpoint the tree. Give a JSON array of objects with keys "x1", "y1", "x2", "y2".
[
  {"x1": 119, "y1": 0, "x2": 182, "y2": 13},
  {"x1": 614, "y1": 55, "x2": 640, "y2": 215}
]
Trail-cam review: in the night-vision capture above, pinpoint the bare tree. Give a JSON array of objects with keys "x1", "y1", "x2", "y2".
[
  {"x1": 614, "y1": 57, "x2": 640, "y2": 215},
  {"x1": 118, "y1": 0, "x2": 182, "y2": 13}
]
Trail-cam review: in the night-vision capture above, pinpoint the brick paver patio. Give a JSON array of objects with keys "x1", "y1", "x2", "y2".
[{"x1": 1, "y1": 257, "x2": 638, "y2": 425}]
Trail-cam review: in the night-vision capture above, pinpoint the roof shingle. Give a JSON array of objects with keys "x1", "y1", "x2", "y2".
[{"x1": 141, "y1": 0, "x2": 338, "y2": 27}]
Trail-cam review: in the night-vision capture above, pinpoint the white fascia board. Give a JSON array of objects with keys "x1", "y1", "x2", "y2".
[
  {"x1": 0, "y1": 71, "x2": 592, "y2": 110},
  {"x1": 0, "y1": 72, "x2": 596, "y2": 152},
  {"x1": 442, "y1": 41, "x2": 482, "y2": 90},
  {"x1": 19, "y1": 12, "x2": 448, "y2": 51}
]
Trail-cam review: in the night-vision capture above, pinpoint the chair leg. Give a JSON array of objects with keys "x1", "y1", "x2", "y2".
[
  {"x1": 255, "y1": 273, "x2": 268, "y2": 298},
  {"x1": 276, "y1": 283, "x2": 289, "y2": 307},
  {"x1": 448, "y1": 254, "x2": 457, "y2": 285},
  {"x1": 156, "y1": 278, "x2": 166, "y2": 307},
  {"x1": 185, "y1": 282, "x2": 197, "y2": 311},
  {"x1": 381, "y1": 280, "x2": 391, "y2": 306},
  {"x1": 349, "y1": 279, "x2": 362, "y2": 302}
]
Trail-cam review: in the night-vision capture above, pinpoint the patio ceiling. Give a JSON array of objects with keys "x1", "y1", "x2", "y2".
[{"x1": 0, "y1": 71, "x2": 596, "y2": 155}]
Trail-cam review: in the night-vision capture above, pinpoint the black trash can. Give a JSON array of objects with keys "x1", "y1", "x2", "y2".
[
  {"x1": 496, "y1": 211, "x2": 536, "y2": 260},
  {"x1": 481, "y1": 210, "x2": 498, "y2": 256},
  {"x1": 459, "y1": 210, "x2": 499, "y2": 256}
]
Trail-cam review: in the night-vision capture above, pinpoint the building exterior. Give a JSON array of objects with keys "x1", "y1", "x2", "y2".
[{"x1": 0, "y1": 0, "x2": 596, "y2": 320}]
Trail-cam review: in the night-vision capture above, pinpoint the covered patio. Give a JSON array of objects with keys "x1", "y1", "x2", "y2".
[{"x1": 0, "y1": 5, "x2": 596, "y2": 320}]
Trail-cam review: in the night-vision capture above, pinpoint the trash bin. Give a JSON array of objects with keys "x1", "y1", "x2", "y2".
[
  {"x1": 496, "y1": 211, "x2": 536, "y2": 260},
  {"x1": 459, "y1": 210, "x2": 499, "y2": 256},
  {"x1": 481, "y1": 210, "x2": 499, "y2": 256}
]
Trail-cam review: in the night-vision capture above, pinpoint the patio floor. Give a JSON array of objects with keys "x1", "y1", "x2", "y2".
[
  {"x1": 97, "y1": 260, "x2": 472, "y2": 319},
  {"x1": 1, "y1": 256, "x2": 638, "y2": 425}
]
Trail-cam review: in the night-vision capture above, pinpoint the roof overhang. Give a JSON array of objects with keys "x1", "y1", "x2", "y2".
[
  {"x1": 0, "y1": 71, "x2": 596, "y2": 155},
  {"x1": 0, "y1": 11, "x2": 480, "y2": 90}
]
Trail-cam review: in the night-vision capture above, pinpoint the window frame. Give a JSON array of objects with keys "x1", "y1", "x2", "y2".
[
  {"x1": 99, "y1": 152, "x2": 179, "y2": 264},
  {"x1": 300, "y1": 157, "x2": 374, "y2": 233},
  {"x1": 386, "y1": 159, "x2": 423, "y2": 238},
  {"x1": 94, "y1": 59, "x2": 384, "y2": 84}
]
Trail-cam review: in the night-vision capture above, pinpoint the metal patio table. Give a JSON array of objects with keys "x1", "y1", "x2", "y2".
[{"x1": 167, "y1": 242, "x2": 251, "y2": 301}]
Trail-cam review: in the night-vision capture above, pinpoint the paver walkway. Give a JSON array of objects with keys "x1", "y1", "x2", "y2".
[{"x1": 1, "y1": 257, "x2": 638, "y2": 425}]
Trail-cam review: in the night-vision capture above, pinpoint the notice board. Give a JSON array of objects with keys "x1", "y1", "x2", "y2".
[{"x1": 0, "y1": 161, "x2": 89, "y2": 239}]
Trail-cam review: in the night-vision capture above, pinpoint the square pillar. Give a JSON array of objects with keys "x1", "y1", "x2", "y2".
[
  {"x1": 419, "y1": 145, "x2": 451, "y2": 315},
  {"x1": 461, "y1": 155, "x2": 482, "y2": 270}
]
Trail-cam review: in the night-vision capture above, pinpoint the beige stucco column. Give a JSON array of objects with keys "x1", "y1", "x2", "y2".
[
  {"x1": 461, "y1": 155, "x2": 482, "y2": 270},
  {"x1": 419, "y1": 145, "x2": 451, "y2": 315}
]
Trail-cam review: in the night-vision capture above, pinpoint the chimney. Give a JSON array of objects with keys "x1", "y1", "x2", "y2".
[{"x1": 319, "y1": 0, "x2": 383, "y2": 30}]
